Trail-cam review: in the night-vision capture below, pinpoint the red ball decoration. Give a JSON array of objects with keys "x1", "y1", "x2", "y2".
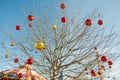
[
  {"x1": 28, "y1": 15, "x2": 34, "y2": 21},
  {"x1": 109, "y1": 65, "x2": 112, "y2": 68},
  {"x1": 98, "y1": 71, "x2": 101, "y2": 75},
  {"x1": 101, "y1": 65, "x2": 105, "y2": 69},
  {"x1": 91, "y1": 70, "x2": 96, "y2": 76},
  {"x1": 108, "y1": 60, "x2": 113, "y2": 65},
  {"x1": 91, "y1": 70, "x2": 95, "y2": 74},
  {"x1": 18, "y1": 73, "x2": 23, "y2": 78},
  {"x1": 16, "y1": 25, "x2": 21, "y2": 30},
  {"x1": 84, "y1": 68, "x2": 88, "y2": 71},
  {"x1": 101, "y1": 56, "x2": 107, "y2": 62},
  {"x1": 60, "y1": 3, "x2": 66, "y2": 9},
  {"x1": 29, "y1": 23, "x2": 32, "y2": 27},
  {"x1": 14, "y1": 58, "x2": 19, "y2": 63},
  {"x1": 26, "y1": 58, "x2": 34, "y2": 65},
  {"x1": 98, "y1": 20, "x2": 103, "y2": 25},
  {"x1": 85, "y1": 19, "x2": 92, "y2": 26},
  {"x1": 61, "y1": 17, "x2": 67, "y2": 23}
]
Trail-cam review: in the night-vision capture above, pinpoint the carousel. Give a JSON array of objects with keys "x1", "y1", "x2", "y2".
[{"x1": 0, "y1": 64, "x2": 46, "y2": 80}]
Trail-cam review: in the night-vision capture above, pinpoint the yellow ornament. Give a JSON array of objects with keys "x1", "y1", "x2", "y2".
[
  {"x1": 10, "y1": 42, "x2": 15, "y2": 46},
  {"x1": 26, "y1": 76, "x2": 31, "y2": 80},
  {"x1": 52, "y1": 24, "x2": 57, "y2": 30},
  {"x1": 34, "y1": 42, "x2": 45, "y2": 50},
  {"x1": 5, "y1": 54, "x2": 10, "y2": 58}
]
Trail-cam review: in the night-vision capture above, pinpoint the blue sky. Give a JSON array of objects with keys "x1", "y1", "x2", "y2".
[{"x1": 0, "y1": 0, "x2": 120, "y2": 79}]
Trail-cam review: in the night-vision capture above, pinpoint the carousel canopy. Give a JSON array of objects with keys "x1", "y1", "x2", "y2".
[{"x1": 0, "y1": 64, "x2": 46, "y2": 80}]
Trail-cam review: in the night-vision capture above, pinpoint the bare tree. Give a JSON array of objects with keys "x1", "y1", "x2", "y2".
[{"x1": 1, "y1": 2, "x2": 119, "y2": 80}]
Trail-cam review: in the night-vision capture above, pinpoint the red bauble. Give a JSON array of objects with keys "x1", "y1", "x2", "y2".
[
  {"x1": 91, "y1": 70, "x2": 96, "y2": 76},
  {"x1": 108, "y1": 60, "x2": 113, "y2": 65},
  {"x1": 26, "y1": 58, "x2": 34, "y2": 65},
  {"x1": 84, "y1": 68, "x2": 88, "y2": 71},
  {"x1": 101, "y1": 56, "x2": 107, "y2": 62},
  {"x1": 109, "y1": 65, "x2": 112, "y2": 68},
  {"x1": 98, "y1": 20, "x2": 103, "y2": 25},
  {"x1": 14, "y1": 58, "x2": 19, "y2": 63},
  {"x1": 85, "y1": 19, "x2": 92, "y2": 26},
  {"x1": 61, "y1": 17, "x2": 67, "y2": 23},
  {"x1": 29, "y1": 23, "x2": 32, "y2": 27},
  {"x1": 16, "y1": 25, "x2": 21, "y2": 30},
  {"x1": 60, "y1": 3, "x2": 66, "y2": 9},
  {"x1": 98, "y1": 71, "x2": 101, "y2": 75},
  {"x1": 28, "y1": 15, "x2": 34, "y2": 21},
  {"x1": 101, "y1": 65, "x2": 105, "y2": 69},
  {"x1": 18, "y1": 73, "x2": 23, "y2": 78},
  {"x1": 92, "y1": 74, "x2": 96, "y2": 76}
]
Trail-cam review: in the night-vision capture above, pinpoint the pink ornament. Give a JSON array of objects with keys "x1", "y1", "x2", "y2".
[
  {"x1": 108, "y1": 60, "x2": 113, "y2": 65},
  {"x1": 60, "y1": 3, "x2": 66, "y2": 9}
]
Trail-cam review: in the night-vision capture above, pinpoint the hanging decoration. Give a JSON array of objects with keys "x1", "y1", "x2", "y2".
[
  {"x1": 109, "y1": 65, "x2": 112, "y2": 68},
  {"x1": 26, "y1": 58, "x2": 34, "y2": 65},
  {"x1": 60, "y1": 3, "x2": 66, "y2": 9},
  {"x1": 98, "y1": 20, "x2": 103, "y2": 25},
  {"x1": 28, "y1": 15, "x2": 34, "y2": 21},
  {"x1": 108, "y1": 60, "x2": 113, "y2": 65},
  {"x1": 29, "y1": 23, "x2": 32, "y2": 27},
  {"x1": 14, "y1": 58, "x2": 19, "y2": 63},
  {"x1": 34, "y1": 42, "x2": 45, "y2": 50},
  {"x1": 101, "y1": 56, "x2": 107, "y2": 62},
  {"x1": 10, "y1": 42, "x2": 15, "y2": 46},
  {"x1": 85, "y1": 19, "x2": 92, "y2": 26},
  {"x1": 16, "y1": 25, "x2": 21, "y2": 30},
  {"x1": 5, "y1": 54, "x2": 10, "y2": 58},
  {"x1": 18, "y1": 73, "x2": 23, "y2": 78},
  {"x1": 61, "y1": 17, "x2": 67, "y2": 23},
  {"x1": 101, "y1": 65, "x2": 105, "y2": 69},
  {"x1": 84, "y1": 68, "x2": 87, "y2": 71},
  {"x1": 91, "y1": 70, "x2": 96, "y2": 76},
  {"x1": 52, "y1": 24, "x2": 57, "y2": 30},
  {"x1": 98, "y1": 71, "x2": 101, "y2": 75}
]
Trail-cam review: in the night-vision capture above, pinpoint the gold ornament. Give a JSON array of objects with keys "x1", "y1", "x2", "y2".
[
  {"x1": 5, "y1": 54, "x2": 10, "y2": 58},
  {"x1": 34, "y1": 42, "x2": 45, "y2": 50},
  {"x1": 52, "y1": 24, "x2": 57, "y2": 30},
  {"x1": 10, "y1": 42, "x2": 15, "y2": 46},
  {"x1": 26, "y1": 76, "x2": 31, "y2": 80}
]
